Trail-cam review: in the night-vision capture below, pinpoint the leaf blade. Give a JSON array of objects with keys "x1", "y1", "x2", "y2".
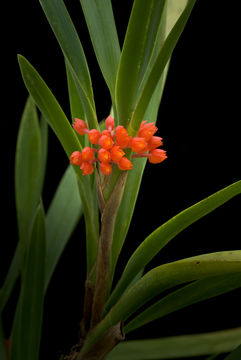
[
  {"x1": 125, "y1": 272, "x2": 241, "y2": 333},
  {"x1": 107, "y1": 327, "x2": 241, "y2": 360},
  {"x1": 79, "y1": 0, "x2": 121, "y2": 99},
  {"x1": 107, "y1": 180, "x2": 241, "y2": 311},
  {"x1": 39, "y1": 0, "x2": 98, "y2": 129},
  {"x1": 115, "y1": 0, "x2": 166, "y2": 127},
  {"x1": 10, "y1": 203, "x2": 46, "y2": 360}
]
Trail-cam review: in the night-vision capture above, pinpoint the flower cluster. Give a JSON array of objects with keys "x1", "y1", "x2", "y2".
[{"x1": 70, "y1": 115, "x2": 167, "y2": 175}]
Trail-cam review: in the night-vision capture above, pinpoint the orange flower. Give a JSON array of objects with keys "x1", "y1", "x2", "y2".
[
  {"x1": 130, "y1": 137, "x2": 148, "y2": 153},
  {"x1": 99, "y1": 135, "x2": 114, "y2": 149},
  {"x1": 88, "y1": 129, "x2": 100, "y2": 144},
  {"x1": 147, "y1": 136, "x2": 163, "y2": 150},
  {"x1": 110, "y1": 145, "x2": 125, "y2": 162},
  {"x1": 138, "y1": 121, "x2": 157, "y2": 141},
  {"x1": 117, "y1": 157, "x2": 133, "y2": 170},
  {"x1": 80, "y1": 162, "x2": 94, "y2": 175},
  {"x1": 98, "y1": 148, "x2": 111, "y2": 163},
  {"x1": 105, "y1": 115, "x2": 115, "y2": 131},
  {"x1": 82, "y1": 147, "x2": 94, "y2": 162},
  {"x1": 100, "y1": 162, "x2": 112, "y2": 175},
  {"x1": 70, "y1": 151, "x2": 82, "y2": 165},
  {"x1": 72, "y1": 118, "x2": 88, "y2": 135},
  {"x1": 115, "y1": 125, "x2": 131, "y2": 148},
  {"x1": 148, "y1": 149, "x2": 167, "y2": 164}
]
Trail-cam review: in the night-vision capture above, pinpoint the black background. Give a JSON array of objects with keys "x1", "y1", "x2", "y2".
[{"x1": 2, "y1": 1, "x2": 241, "y2": 359}]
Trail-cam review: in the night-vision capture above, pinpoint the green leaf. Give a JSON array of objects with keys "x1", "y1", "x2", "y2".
[
  {"x1": 39, "y1": 0, "x2": 98, "y2": 129},
  {"x1": 0, "y1": 316, "x2": 7, "y2": 360},
  {"x1": 115, "y1": 0, "x2": 166, "y2": 127},
  {"x1": 224, "y1": 342, "x2": 241, "y2": 359},
  {"x1": 79, "y1": 251, "x2": 241, "y2": 356},
  {"x1": 106, "y1": 180, "x2": 241, "y2": 311},
  {"x1": 109, "y1": 64, "x2": 169, "y2": 291},
  {"x1": 10, "y1": 203, "x2": 46, "y2": 360},
  {"x1": 18, "y1": 55, "x2": 82, "y2": 158},
  {"x1": 128, "y1": 0, "x2": 196, "y2": 134},
  {"x1": 79, "y1": 0, "x2": 121, "y2": 101},
  {"x1": 39, "y1": 113, "x2": 48, "y2": 192},
  {"x1": 15, "y1": 97, "x2": 42, "y2": 256},
  {"x1": 125, "y1": 272, "x2": 241, "y2": 333},
  {"x1": 0, "y1": 245, "x2": 20, "y2": 313},
  {"x1": 45, "y1": 165, "x2": 83, "y2": 290},
  {"x1": 107, "y1": 328, "x2": 241, "y2": 360}
]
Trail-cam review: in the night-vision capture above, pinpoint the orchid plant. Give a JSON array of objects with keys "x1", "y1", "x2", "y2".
[{"x1": 1, "y1": 0, "x2": 241, "y2": 359}]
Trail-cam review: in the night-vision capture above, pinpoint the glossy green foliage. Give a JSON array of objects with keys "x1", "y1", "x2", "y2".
[
  {"x1": 107, "y1": 327, "x2": 241, "y2": 360},
  {"x1": 10, "y1": 204, "x2": 46, "y2": 360},
  {"x1": 15, "y1": 97, "x2": 42, "y2": 250},
  {"x1": 224, "y1": 342, "x2": 241, "y2": 359},
  {"x1": 39, "y1": 0, "x2": 97, "y2": 129},
  {"x1": 79, "y1": 251, "x2": 241, "y2": 356},
  {"x1": 125, "y1": 272, "x2": 241, "y2": 333},
  {"x1": 18, "y1": 55, "x2": 82, "y2": 158},
  {"x1": 45, "y1": 165, "x2": 83, "y2": 289},
  {"x1": 79, "y1": 0, "x2": 121, "y2": 101},
  {"x1": 107, "y1": 180, "x2": 241, "y2": 310}
]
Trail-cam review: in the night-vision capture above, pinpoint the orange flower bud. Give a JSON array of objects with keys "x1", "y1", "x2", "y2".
[
  {"x1": 100, "y1": 162, "x2": 112, "y2": 175},
  {"x1": 101, "y1": 129, "x2": 112, "y2": 138},
  {"x1": 117, "y1": 157, "x2": 133, "y2": 170},
  {"x1": 70, "y1": 151, "x2": 82, "y2": 165},
  {"x1": 98, "y1": 148, "x2": 111, "y2": 163},
  {"x1": 105, "y1": 115, "x2": 115, "y2": 131},
  {"x1": 130, "y1": 137, "x2": 148, "y2": 153},
  {"x1": 99, "y1": 135, "x2": 114, "y2": 149},
  {"x1": 88, "y1": 129, "x2": 100, "y2": 144},
  {"x1": 82, "y1": 147, "x2": 94, "y2": 161},
  {"x1": 72, "y1": 118, "x2": 88, "y2": 135},
  {"x1": 115, "y1": 126, "x2": 131, "y2": 148},
  {"x1": 138, "y1": 121, "x2": 157, "y2": 141},
  {"x1": 80, "y1": 162, "x2": 94, "y2": 175},
  {"x1": 147, "y1": 136, "x2": 163, "y2": 150},
  {"x1": 110, "y1": 145, "x2": 125, "y2": 162},
  {"x1": 148, "y1": 149, "x2": 167, "y2": 164}
]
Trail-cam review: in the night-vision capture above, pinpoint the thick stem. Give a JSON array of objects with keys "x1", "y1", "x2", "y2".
[{"x1": 90, "y1": 172, "x2": 128, "y2": 328}]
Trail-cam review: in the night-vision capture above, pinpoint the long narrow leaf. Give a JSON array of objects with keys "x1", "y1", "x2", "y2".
[
  {"x1": 79, "y1": 0, "x2": 121, "y2": 100},
  {"x1": 115, "y1": 0, "x2": 166, "y2": 128},
  {"x1": 107, "y1": 180, "x2": 241, "y2": 311},
  {"x1": 128, "y1": 0, "x2": 196, "y2": 133},
  {"x1": 45, "y1": 165, "x2": 83, "y2": 290},
  {"x1": 10, "y1": 203, "x2": 46, "y2": 360},
  {"x1": 18, "y1": 55, "x2": 82, "y2": 158},
  {"x1": 39, "y1": 113, "x2": 48, "y2": 192},
  {"x1": 107, "y1": 327, "x2": 241, "y2": 360},
  {"x1": 109, "y1": 64, "x2": 169, "y2": 291},
  {"x1": 39, "y1": 0, "x2": 98, "y2": 129},
  {"x1": 79, "y1": 251, "x2": 241, "y2": 356},
  {"x1": 15, "y1": 97, "x2": 42, "y2": 264},
  {"x1": 125, "y1": 272, "x2": 241, "y2": 333}
]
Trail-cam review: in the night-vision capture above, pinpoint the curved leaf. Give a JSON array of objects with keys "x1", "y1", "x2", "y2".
[
  {"x1": 10, "y1": 203, "x2": 46, "y2": 360},
  {"x1": 79, "y1": 251, "x2": 241, "y2": 356},
  {"x1": 45, "y1": 165, "x2": 83, "y2": 290},
  {"x1": 106, "y1": 180, "x2": 241, "y2": 311},
  {"x1": 15, "y1": 97, "x2": 42, "y2": 260},
  {"x1": 39, "y1": 113, "x2": 48, "y2": 192},
  {"x1": 224, "y1": 342, "x2": 241, "y2": 359},
  {"x1": 79, "y1": 0, "x2": 121, "y2": 100},
  {"x1": 107, "y1": 327, "x2": 241, "y2": 360},
  {"x1": 39, "y1": 0, "x2": 97, "y2": 129},
  {"x1": 18, "y1": 55, "x2": 82, "y2": 157},
  {"x1": 115, "y1": 0, "x2": 166, "y2": 127},
  {"x1": 128, "y1": 0, "x2": 196, "y2": 134},
  {"x1": 125, "y1": 272, "x2": 241, "y2": 333}
]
